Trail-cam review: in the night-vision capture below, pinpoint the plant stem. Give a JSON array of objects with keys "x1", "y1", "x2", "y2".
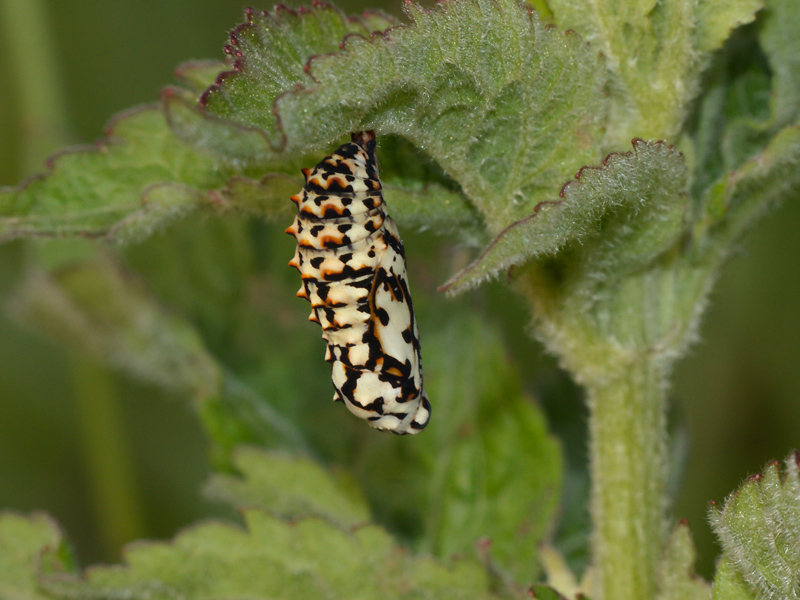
[
  {"x1": 585, "y1": 356, "x2": 667, "y2": 600},
  {"x1": 71, "y1": 356, "x2": 147, "y2": 557},
  {"x1": 518, "y1": 259, "x2": 682, "y2": 599},
  {"x1": 0, "y1": 0, "x2": 70, "y2": 177}
]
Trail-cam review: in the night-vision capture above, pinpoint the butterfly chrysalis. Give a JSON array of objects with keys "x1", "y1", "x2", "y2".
[{"x1": 287, "y1": 131, "x2": 431, "y2": 434}]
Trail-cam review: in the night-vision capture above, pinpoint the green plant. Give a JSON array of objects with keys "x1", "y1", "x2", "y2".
[{"x1": 1, "y1": 0, "x2": 799, "y2": 598}]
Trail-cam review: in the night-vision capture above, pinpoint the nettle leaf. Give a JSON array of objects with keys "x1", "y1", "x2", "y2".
[
  {"x1": 206, "y1": 447, "x2": 371, "y2": 529},
  {"x1": 443, "y1": 140, "x2": 688, "y2": 294},
  {"x1": 165, "y1": 5, "x2": 398, "y2": 162},
  {"x1": 656, "y1": 521, "x2": 710, "y2": 600},
  {"x1": 713, "y1": 557, "x2": 758, "y2": 600},
  {"x1": 183, "y1": 0, "x2": 606, "y2": 233},
  {"x1": 174, "y1": 60, "x2": 229, "y2": 94},
  {"x1": 697, "y1": 121, "x2": 800, "y2": 256},
  {"x1": 695, "y1": 0, "x2": 764, "y2": 52},
  {"x1": 759, "y1": 0, "x2": 800, "y2": 128},
  {"x1": 8, "y1": 257, "x2": 222, "y2": 399},
  {"x1": 688, "y1": 26, "x2": 774, "y2": 205},
  {"x1": 7, "y1": 257, "x2": 308, "y2": 454},
  {"x1": 710, "y1": 453, "x2": 800, "y2": 600},
  {"x1": 0, "y1": 107, "x2": 296, "y2": 244},
  {"x1": 0, "y1": 512, "x2": 75, "y2": 600},
  {"x1": 548, "y1": 0, "x2": 762, "y2": 145},
  {"x1": 377, "y1": 136, "x2": 482, "y2": 239},
  {"x1": 353, "y1": 314, "x2": 562, "y2": 585},
  {"x1": 45, "y1": 510, "x2": 501, "y2": 600},
  {"x1": 689, "y1": 1, "x2": 800, "y2": 204},
  {"x1": 202, "y1": 5, "x2": 397, "y2": 137}
]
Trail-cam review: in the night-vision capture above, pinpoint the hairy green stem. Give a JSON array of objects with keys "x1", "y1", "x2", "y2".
[
  {"x1": 516, "y1": 265, "x2": 673, "y2": 600},
  {"x1": 586, "y1": 358, "x2": 668, "y2": 600}
]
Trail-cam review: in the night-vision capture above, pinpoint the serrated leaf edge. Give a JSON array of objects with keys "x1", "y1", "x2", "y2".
[
  {"x1": 439, "y1": 138, "x2": 681, "y2": 294},
  {"x1": 189, "y1": 2, "x2": 401, "y2": 156}
]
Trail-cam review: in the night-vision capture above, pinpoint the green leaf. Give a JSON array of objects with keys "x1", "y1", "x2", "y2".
[
  {"x1": 759, "y1": 0, "x2": 800, "y2": 128},
  {"x1": 384, "y1": 180, "x2": 482, "y2": 239},
  {"x1": 709, "y1": 453, "x2": 800, "y2": 600},
  {"x1": 0, "y1": 107, "x2": 295, "y2": 244},
  {"x1": 0, "y1": 98, "x2": 474, "y2": 248},
  {"x1": 656, "y1": 521, "x2": 711, "y2": 600},
  {"x1": 695, "y1": 0, "x2": 764, "y2": 52},
  {"x1": 206, "y1": 447, "x2": 371, "y2": 529},
  {"x1": 183, "y1": 0, "x2": 606, "y2": 233},
  {"x1": 45, "y1": 509, "x2": 501, "y2": 600},
  {"x1": 712, "y1": 557, "x2": 758, "y2": 600},
  {"x1": 697, "y1": 122, "x2": 800, "y2": 257},
  {"x1": 688, "y1": 28, "x2": 774, "y2": 204},
  {"x1": 200, "y1": 5, "x2": 397, "y2": 143},
  {"x1": 164, "y1": 6, "x2": 397, "y2": 163},
  {"x1": 377, "y1": 135, "x2": 482, "y2": 239},
  {"x1": 8, "y1": 257, "x2": 222, "y2": 399},
  {"x1": 174, "y1": 59, "x2": 228, "y2": 94},
  {"x1": 0, "y1": 512, "x2": 75, "y2": 600},
  {"x1": 7, "y1": 256, "x2": 308, "y2": 455},
  {"x1": 548, "y1": 0, "x2": 762, "y2": 145},
  {"x1": 354, "y1": 314, "x2": 563, "y2": 584},
  {"x1": 443, "y1": 140, "x2": 687, "y2": 294}
]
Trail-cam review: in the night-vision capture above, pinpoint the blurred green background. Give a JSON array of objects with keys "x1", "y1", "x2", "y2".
[{"x1": 0, "y1": 0, "x2": 797, "y2": 579}]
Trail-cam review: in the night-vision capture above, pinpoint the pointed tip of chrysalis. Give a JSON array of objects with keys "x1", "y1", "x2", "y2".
[
  {"x1": 288, "y1": 249, "x2": 301, "y2": 270},
  {"x1": 301, "y1": 167, "x2": 312, "y2": 180}
]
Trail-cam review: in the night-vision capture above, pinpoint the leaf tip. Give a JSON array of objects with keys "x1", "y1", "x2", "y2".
[{"x1": 791, "y1": 449, "x2": 800, "y2": 469}]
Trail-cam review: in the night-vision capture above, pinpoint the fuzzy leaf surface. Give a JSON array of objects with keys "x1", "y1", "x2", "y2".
[
  {"x1": 688, "y1": 27, "x2": 774, "y2": 206},
  {"x1": 206, "y1": 447, "x2": 370, "y2": 529},
  {"x1": 443, "y1": 140, "x2": 687, "y2": 293},
  {"x1": 199, "y1": 5, "x2": 397, "y2": 144},
  {"x1": 174, "y1": 60, "x2": 229, "y2": 94},
  {"x1": 165, "y1": 5, "x2": 397, "y2": 163},
  {"x1": 548, "y1": 0, "x2": 762, "y2": 145},
  {"x1": 0, "y1": 107, "x2": 296, "y2": 244},
  {"x1": 46, "y1": 510, "x2": 500, "y2": 600},
  {"x1": 0, "y1": 512, "x2": 74, "y2": 600},
  {"x1": 190, "y1": 0, "x2": 606, "y2": 233},
  {"x1": 0, "y1": 105, "x2": 474, "y2": 246},
  {"x1": 656, "y1": 521, "x2": 711, "y2": 600},
  {"x1": 710, "y1": 454, "x2": 800, "y2": 600},
  {"x1": 713, "y1": 557, "x2": 758, "y2": 600},
  {"x1": 354, "y1": 314, "x2": 562, "y2": 584},
  {"x1": 759, "y1": 0, "x2": 800, "y2": 128},
  {"x1": 697, "y1": 122, "x2": 800, "y2": 257}
]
